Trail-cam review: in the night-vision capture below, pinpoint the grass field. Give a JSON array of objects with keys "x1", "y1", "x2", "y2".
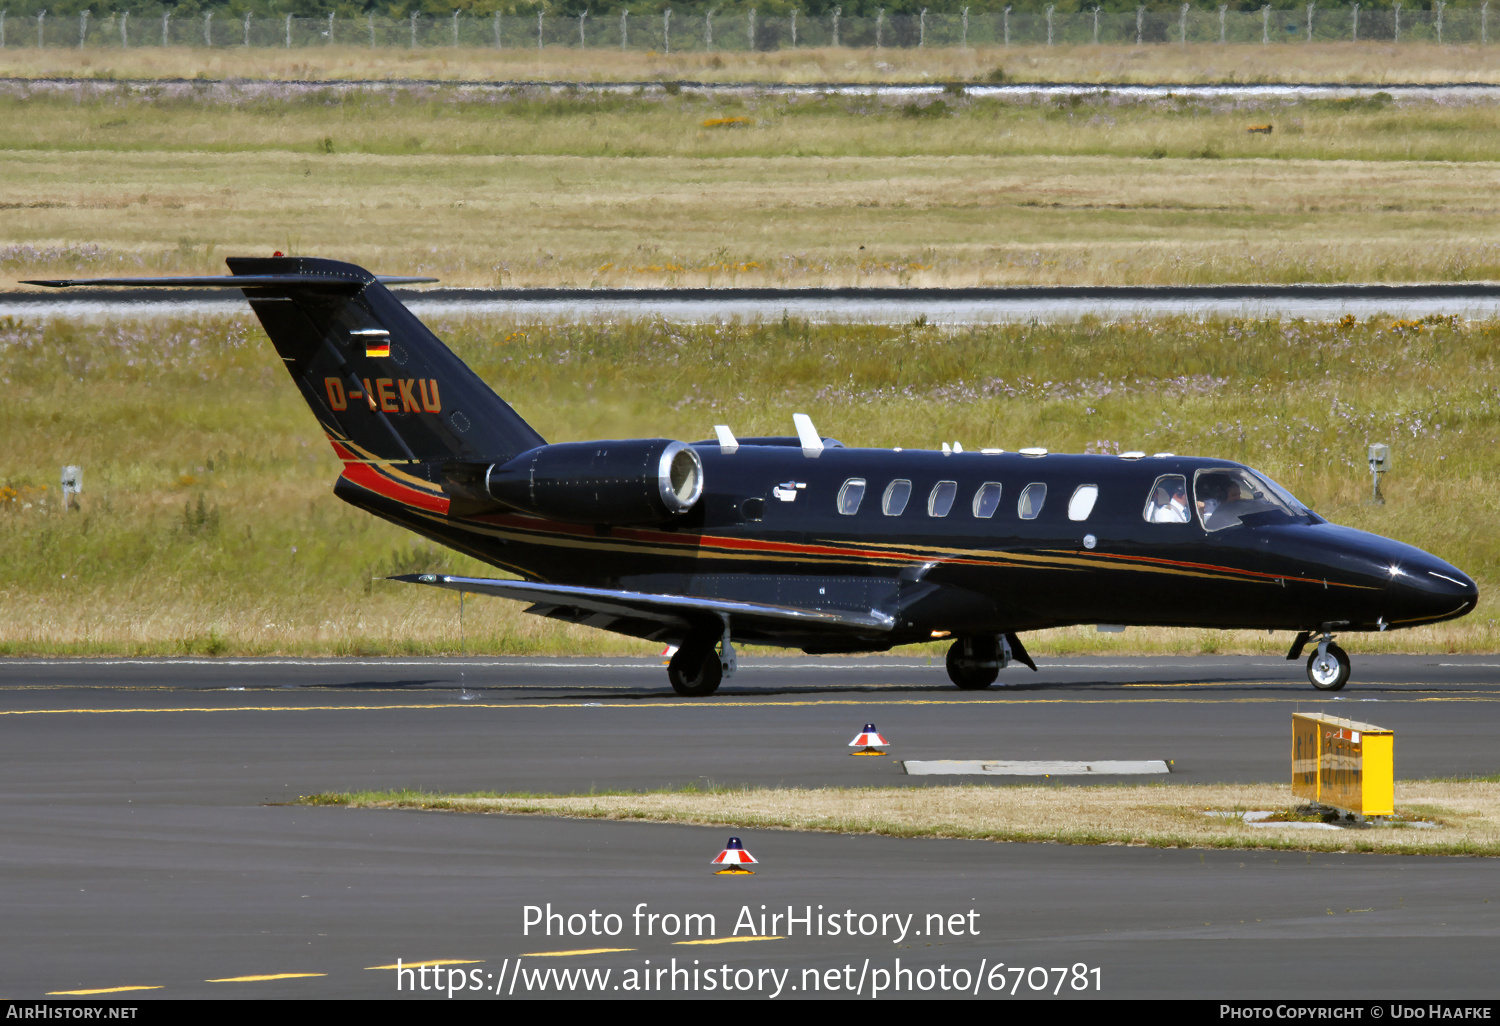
[
  {"x1": 4, "y1": 42, "x2": 1499, "y2": 86},
  {"x1": 3, "y1": 86, "x2": 1500, "y2": 289},
  {"x1": 307, "y1": 779, "x2": 1500, "y2": 857},
  {"x1": 2, "y1": 312, "x2": 1495, "y2": 656}
]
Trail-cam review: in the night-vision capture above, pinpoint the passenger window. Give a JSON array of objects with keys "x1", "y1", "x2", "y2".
[
  {"x1": 837, "y1": 478, "x2": 866, "y2": 515},
  {"x1": 1143, "y1": 474, "x2": 1190, "y2": 523},
  {"x1": 883, "y1": 479, "x2": 912, "y2": 516},
  {"x1": 972, "y1": 482, "x2": 1003, "y2": 518},
  {"x1": 1017, "y1": 482, "x2": 1047, "y2": 520},
  {"x1": 928, "y1": 480, "x2": 958, "y2": 517},
  {"x1": 1067, "y1": 484, "x2": 1099, "y2": 522}
]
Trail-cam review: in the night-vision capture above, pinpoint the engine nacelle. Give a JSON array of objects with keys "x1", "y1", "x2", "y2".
[{"x1": 484, "y1": 439, "x2": 704, "y2": 524}]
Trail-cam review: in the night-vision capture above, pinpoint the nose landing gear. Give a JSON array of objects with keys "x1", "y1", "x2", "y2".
[{"x1": 1287, "y1": 630, "x2": 1351, "y2": 691}]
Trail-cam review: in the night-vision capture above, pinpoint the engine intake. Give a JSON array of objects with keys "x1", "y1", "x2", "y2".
[{"x1": 480, "y1": 439, "x2": 704, "y2": 524}]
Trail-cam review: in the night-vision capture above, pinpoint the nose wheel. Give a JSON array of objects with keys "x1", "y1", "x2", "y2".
[{"x1": 1306, "y1": 641, "x2": 1350, "y2": 691}]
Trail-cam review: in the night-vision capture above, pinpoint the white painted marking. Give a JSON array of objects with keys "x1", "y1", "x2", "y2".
[{"x1": 902, "y1": 759, "x2": 1170, "y2": 776}]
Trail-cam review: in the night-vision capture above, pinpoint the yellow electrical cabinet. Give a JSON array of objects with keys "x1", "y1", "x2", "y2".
[{"x1": 1291, "y1": 713, "x2": 1394, "y2": 819}]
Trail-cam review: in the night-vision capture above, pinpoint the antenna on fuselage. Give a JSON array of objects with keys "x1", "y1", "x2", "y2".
[
  {"x1": 714, "y1": 424, "x2": 739, "y2": 455},
  {"x1": 792, "y1": 413, "x2": 824, "y2": 458}
]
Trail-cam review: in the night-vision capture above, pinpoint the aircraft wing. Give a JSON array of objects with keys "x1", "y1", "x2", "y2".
[{"x1": 391, "y1": 573, "x2": 896, "y2": 643}]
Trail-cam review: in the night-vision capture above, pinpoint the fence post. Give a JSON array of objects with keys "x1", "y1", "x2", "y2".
[
  {"x1": 165, "y1": 11, "x2": 173, "y2": 47},
  {"x1": 791, "y1": 9, "x2": 796, "y2": 48},
  {"x1": 748, "y1": 8, "x2": 755, "y2": 50},
  {"x1": 1484, "y1": 1, "x2": 1489, "y2": 45},
  {"x1": 1219, "y1": 4, "x2": 1226, "y2": 42},
  {"x1": 204, "y1": 10, "x2": 211, "y2": 46},
  {"x1": 919, "y1": 7, "x2": 925, "y2": 47},
  {"x1": 1005, "y1": 6, "x2": 1012, "y2": 46},
  {"x1": 370, "y1": 13, "x2": 376, "y2": 48},
  {"x1": 579, "y1": 11, "x2": 586, "y2": 47},
  {"x1": 876, "y1": 8, "x2": 883, "y2": 47},
  {"x1": 1261, "y1": 5, "x2": 1270, "y2": 44},
  {"x1": 962, "y1": 7, "x2": 969, "y2": 46},
  {"x1": 832, "y1": 5, "x2": 840, "y2": 47},
  {"x1": 663, "y1": 7, "x2": 670, "y2": 53},
  {"x1": 1435, "y1": 0, "x2": 1444, "y2": 43},
  {"x1": 1094, "y1": 7, "x2": 1100, "y2": 44},
  {"x1": 1179, "y1": 3, "x2": 1188, "y2": 46},
  {"x1": 1136, "y1": 6, "x2": 1144, "y2": 44},
  {"x1": 1, "y1": 11, "x2": 7, "y2": 49},
  {"x1": 120, "y1": 11, "x2": 126, "y2": 48},
  {"x1": 410, "y1": 11, "x2": 416, "y2": 49},
  {"x1": 1393, "y1": 2, "x2": 1400, "y2": 43},
  {"x1": 1306, "y1": 2, "x2": 1314, "y2": 42},
  {"x1": 286, "y1": 13, "x2": 292, "y2": 48},
  {"x1": 36, "y1": 9, "x2": 43, "y2": 48},
  {"x1": 1352, "y1": 3, "x2": 1358, "y2": 41},
  {"x1": 1046, "y1": 4, "x2": 1054, "y2": 45},
  {"x1": 493, "y1": 12, "x2": 500, "y2": 48},
  {"x1": 704, "y1": 8, "x2": 712, "y2": 50},
  {"x1": 538, "y1": 10, "x2": 544, "y2": 49},
  {"x1": 247, "y1": 13, "x2": 253, "y2": 47},
  {"x1": 452, "y1": 10, "x2": 459, "y2": 47},
  {"x1": 79, "y1": 8, "x2": 87, "y2": 47},
  {"x1": 622, "y1": 9, "x2": 628, "y2": 49}
]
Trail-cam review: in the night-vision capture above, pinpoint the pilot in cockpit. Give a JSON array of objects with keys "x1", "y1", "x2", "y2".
[
  {"x1": 1198, "y1": 476, "x2": 1241, "y2": 520},
  {"x1": 1151, "y1": 481, "x2": 1191, "y2": 523}
]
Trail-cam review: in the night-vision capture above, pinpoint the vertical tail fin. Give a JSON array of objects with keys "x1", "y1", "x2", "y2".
[{"x1": 227, "y1": 256, "x2": 544, "y2": 465}]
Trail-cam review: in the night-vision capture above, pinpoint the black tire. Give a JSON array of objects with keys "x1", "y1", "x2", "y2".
[
  {"x1": 668, "y1": 639, "x2": 723, "y2": 697},
  {"x1": 946, "y1": 637, "x2": 999, "y2": 691},
  {"x1": 1306, "y1": 643, "x2": 1351, "y2": 691}
]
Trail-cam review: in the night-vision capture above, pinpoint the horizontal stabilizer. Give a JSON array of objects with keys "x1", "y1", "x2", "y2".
[
  {"x1": 392, "y1": 574, "x2": 897, "y2": 634},
  {"x1": 22, "y1": 274, "x2": 438, "y2": 289}
]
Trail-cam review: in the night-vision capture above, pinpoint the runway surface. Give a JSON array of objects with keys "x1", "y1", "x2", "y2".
[
  {"x1": 3, "y1": 655, "x2": 1497, "y2": 999},
  {"x1": 6, "y1": 283, "x2": 1500, "y2": 324}
]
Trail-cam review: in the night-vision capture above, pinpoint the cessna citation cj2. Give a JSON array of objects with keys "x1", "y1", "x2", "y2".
[{"x1": 31, "y1": 258, "x2": 1478, "y2": 696}]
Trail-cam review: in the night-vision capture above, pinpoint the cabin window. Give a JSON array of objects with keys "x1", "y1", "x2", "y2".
[
  {"x1": 972, "y1": 482, "x2": 1003, "y2": 518},
  {"x1": 928, "y1": 480, "x2": 958, "y2": 517},
  {"x1": 1017, "y1": 482, "x2": 1047, "y2": 520},
  {"x1": 1143, "y1": 474, "x2": 1190, "y2": 523},
  {"x1": 883, "y1": 479, "x2": 912, "y2": 516},
  {"x1": 1067, "y1": 484, "x2": 1099, "y2": 521},
  {"x1": 837, "y1": 478, "x2": 867, "y2": 515}
]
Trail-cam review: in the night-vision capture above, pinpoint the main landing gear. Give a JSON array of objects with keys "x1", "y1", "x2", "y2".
[
  {"x1": 1287, "y1": 630, "x2": 1351, "y2": 691},
  {"x1": 667, "y1": 623, "x2": 737, "y2": 697},
  {"x1": 945, "y1": 633, "x2": 1037, "y2": 690}
]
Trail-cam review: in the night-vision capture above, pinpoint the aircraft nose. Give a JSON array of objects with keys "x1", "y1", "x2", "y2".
[{"x1": 1389, "y1": 557, "x2": 1479, "y2": 623}]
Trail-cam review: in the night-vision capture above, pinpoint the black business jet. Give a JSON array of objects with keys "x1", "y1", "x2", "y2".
[{"x1": 28, "y1": 257, "x2": 1478, "y2": 695}]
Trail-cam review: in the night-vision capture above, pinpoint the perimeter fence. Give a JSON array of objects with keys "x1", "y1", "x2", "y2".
[{"x1": 0, "y1": 4, "x2": 1493, "y2": 51}]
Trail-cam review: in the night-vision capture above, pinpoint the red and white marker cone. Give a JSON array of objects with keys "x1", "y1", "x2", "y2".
[
  {"x1": 849, "y1": 723, "x2": 890, "y2": 756},
  {"x1": 711, "y1": 836, "x2": 758, "y2": 875}
]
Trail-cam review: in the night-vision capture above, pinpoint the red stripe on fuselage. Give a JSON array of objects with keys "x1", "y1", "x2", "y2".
[{"x1": 339, "y1": 461, "x2": 450, "y2": 514}]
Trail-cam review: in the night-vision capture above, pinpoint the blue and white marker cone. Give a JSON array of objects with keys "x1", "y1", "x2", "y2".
[
  {"x1": 849, "y1": 722, "x2": 890, "y2": 755},
  {"x1": 711, "y1": 836, "x2": 758, "y2": 874}
]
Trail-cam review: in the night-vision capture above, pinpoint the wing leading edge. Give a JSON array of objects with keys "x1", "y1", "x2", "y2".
[{"x1": 392, "y1": 573, "x2": 896, "y2": 644}]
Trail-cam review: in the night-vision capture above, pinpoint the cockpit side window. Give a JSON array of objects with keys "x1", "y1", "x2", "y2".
[
  {"x1": 972, "y1": 482, "x2": 1003, "y2": 518},
  {"x1": 883, "y1": 479, "x2": 912, "y2": 516},
  {"x1": 928, "y1": 480, "x2": 958, "y2": 517},
  {"x1": 1017, "y1": 482, "x2": 1047, "y2": 520},
  {"x1": 837, "y1": 478, "x2": 866, "y2": 515},
  {"x1": 1194, "y1": 467, "x2": 1305, "y2": 532},
  {"x1": 1143, "y1": 474, "x2": 1190, "y2": 523}
]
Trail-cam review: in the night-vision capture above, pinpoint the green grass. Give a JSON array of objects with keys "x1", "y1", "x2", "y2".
[{"x1": 2, "y1": 311, "x2": 1497, "y2": 655}]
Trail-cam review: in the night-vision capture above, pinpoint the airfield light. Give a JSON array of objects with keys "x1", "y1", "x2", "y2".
[{"x1": 1367, "y1": 443, "x2": 1391, "y2": 505}]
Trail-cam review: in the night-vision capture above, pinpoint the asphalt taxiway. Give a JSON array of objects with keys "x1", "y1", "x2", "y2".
[{"x1": 2, "y1": 655, "x2": 1497, "y2": 999}]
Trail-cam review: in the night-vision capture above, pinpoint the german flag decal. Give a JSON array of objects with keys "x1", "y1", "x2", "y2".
[{"x1": 351, "y1": 327, "x2": 391, "y2": 358}]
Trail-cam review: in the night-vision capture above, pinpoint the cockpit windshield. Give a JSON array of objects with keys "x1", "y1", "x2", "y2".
[{"x1": 1193, "y1": 467, "x2": 1312, "y2": 532}]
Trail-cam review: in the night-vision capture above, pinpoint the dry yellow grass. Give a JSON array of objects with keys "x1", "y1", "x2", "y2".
[
  {"x1": 5, "y1": 42, "x2": 1499, "y2": 85},
  {"x1": 334, "y1": 780, "x2": 1500, "y2": 856},
  {"x1": 6, "y1": 149, "x2": 1500, "y2": 290}
]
